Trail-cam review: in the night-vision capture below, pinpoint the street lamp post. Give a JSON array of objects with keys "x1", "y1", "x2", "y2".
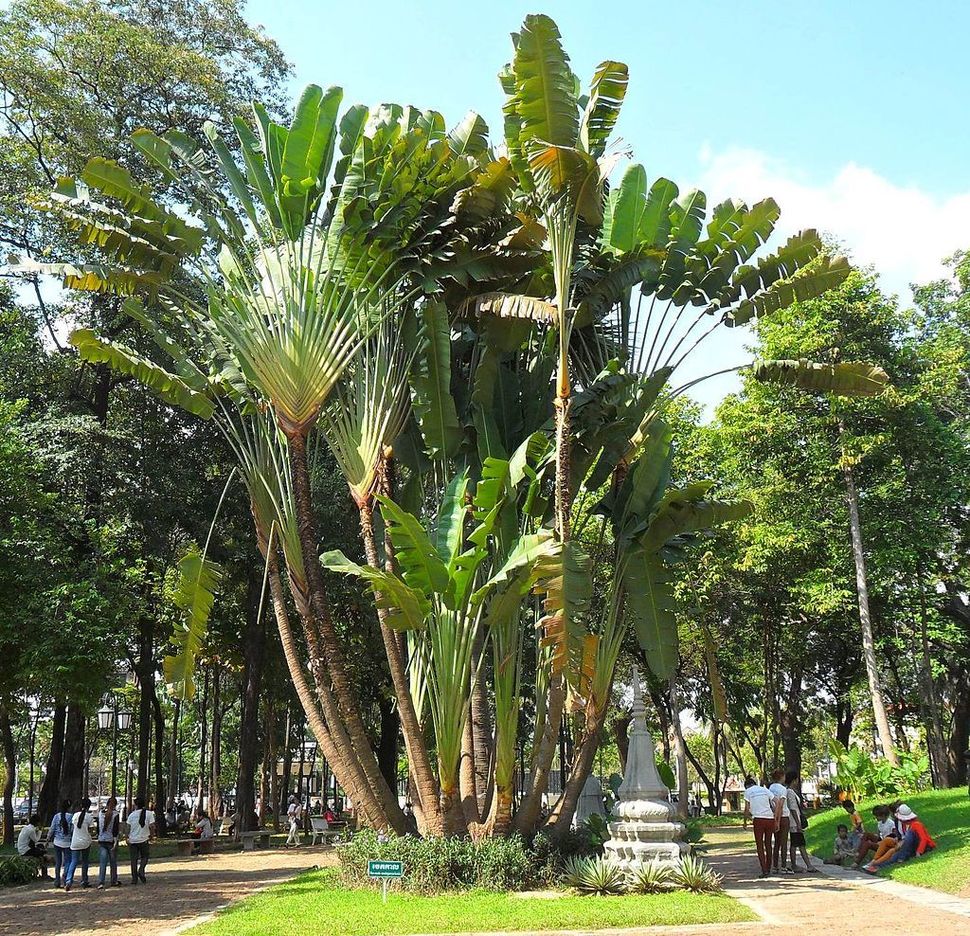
[{"x1": 98, "y1": 701, "x2": 133, "y2": 797}]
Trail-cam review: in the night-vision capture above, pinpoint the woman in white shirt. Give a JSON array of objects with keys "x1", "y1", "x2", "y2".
[
  {"x1": 126, "y1": 796, "x2": 156, "y2": 884},
  {"x1": 64, "y1": 797, "x2": 96, "y2": 892},
  {"x1": 743, "y1": 776, "x2": 780, "y2": 877},
  {"x1": 49, "y1": 799, "x2": 74, "y2": 888}
]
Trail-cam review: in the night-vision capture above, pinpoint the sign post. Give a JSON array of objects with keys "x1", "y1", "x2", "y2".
[{"x1": 367, "y1": 859, "x2": 404, "y2": 903}]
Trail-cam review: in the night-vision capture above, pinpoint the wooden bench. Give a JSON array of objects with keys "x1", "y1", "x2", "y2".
[
  {"x1": 174, "y1": 838, "x2": 215, "y2": 857},
  {"x1": 309, "y1": 817, "x2": 342, "y2": 846},
  {"x1": 239, "y1": 830, "x2": 272, "y2": 851}
]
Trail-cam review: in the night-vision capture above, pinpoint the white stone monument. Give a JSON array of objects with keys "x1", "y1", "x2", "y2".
[
  {"x1": 603, "y1": 666, "x2": 688, "y2": 867},
  {"x1": 573, "y1": 773, "x2": 605, "y2": 827}
]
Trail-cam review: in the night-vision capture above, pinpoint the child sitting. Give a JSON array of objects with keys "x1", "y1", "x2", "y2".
[
  {"x1": 825, "y1": 824, "x2": 857, "y2": 866},
  {"x1": 853, "y1": 804, "x2": 897, "y2": 868},
  {"x1": 864, "y1": 805, "x2": 935, "y2": 874}
]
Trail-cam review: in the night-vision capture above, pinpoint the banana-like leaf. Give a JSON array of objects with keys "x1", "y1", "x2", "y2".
[
  {"x1": 435, "y1": 469, "x2": 470, "y2": 567},
  {"x1": 729, "y1": 254, "x2": 851, "y2": 325},
  {"x1": 472, "y1": 531, "x2": 558, "y2": 608},
  {"x1": 409, "y1": 301, "x2": 462, "y2": 458},
  {"x1": 69, "y1": 329, "x2": 214, "y2": 418},
  {"x1": 510, "y1": 13, "x2": 579, "y2": 150},
  {"x1": 528, "y1": 143, "x2": 602, "y2": 223},
  {"x1": 467, "y1": 291, "x2": 558, "y2": 323},
  {"x1": 610, "y1": 419, "x2": 673, "y2": 540},
  {"x1": 656, "y1": 189, "x2": 706, "y2": 300},
  {"x1": 752, "y1": 359, "x2": 889, "y2": 397},
  {"x1": 163, "y1": 545, "x2": 223, "y2": 700},
  {"x1": 602, "y1": 163, "x2": 647, "y2": 254},
  {"x1": 641, "y1": 490, "x2": 753, "y2": 551},
  {"x1": 7, "y1": 255, "x2": 166, "y2": 297},
  {"x1": 575, "y1": 250, "x2": 664, "y2": 324},
  {"x1": 622, "y1": 547, "x2": 678, "y2": 679},
  {"x1": 447, "y1": 111, "x2": 490, "y2": 156},
  {"x1": 580, "y1": 60, "x2": 628, "y2": 158},
  {"x1": 320, "y1": 550, "x2": 429, "y2": 631},
  {"x1": 702, "y1": 623, "x2": 729, "y2": 725},
  {"x1": 375, "y1": 495, "x2": 450, "y2": 596},
  {"x1": 533, "y1": 540, "x2": 593, "y2": 681}
]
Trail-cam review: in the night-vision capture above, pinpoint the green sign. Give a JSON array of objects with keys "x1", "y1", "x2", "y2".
[{"x1": 367, "y1": 859, "x2": 404, "y2": 879}]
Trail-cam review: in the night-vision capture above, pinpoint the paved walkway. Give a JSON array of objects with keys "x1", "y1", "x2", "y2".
[{"x1": 0, "y1": 846, "x2": 333, "y2": 936}]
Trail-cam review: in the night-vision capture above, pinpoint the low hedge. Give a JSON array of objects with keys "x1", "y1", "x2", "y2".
[
  {"x1": 0, "y1": 855, "x2": 41, "y2": 887},
  {"x1": 338, "y1": 829, "x2": 598, "y2": 894}
]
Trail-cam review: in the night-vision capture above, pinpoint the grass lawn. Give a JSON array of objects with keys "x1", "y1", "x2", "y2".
[
  {"x1": 189, "y1": 869, "x2": 755, "y2": 936},
  {"x1": 805, "y1": 787, "x2": 970, "y2": 896}
]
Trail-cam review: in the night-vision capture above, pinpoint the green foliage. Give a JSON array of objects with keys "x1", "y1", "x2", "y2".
[
  {"x1": 627, "y1": 860, "x2": 673, "y2": 894},
  {"x1": 828, "y1": 740, "x2": 929, "y2": 800},
  {"x1": 560, "y1": 855, "x2": 627, "y2": 895},
  {"x1": 669, "y1": 854, "x2": 724, "y2": 894},
  {"x1": 0, "y1": 854, "x2": 39, "y2": 886},
  {"x1": 337, "y1": 829, "x2": 534, "y2": 893}
]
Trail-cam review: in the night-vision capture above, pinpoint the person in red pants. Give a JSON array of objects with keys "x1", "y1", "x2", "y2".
[{"x1": 743, "y1": 776, "x2": 782, "y2": 878}]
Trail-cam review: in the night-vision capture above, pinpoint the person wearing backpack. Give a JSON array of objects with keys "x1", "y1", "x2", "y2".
[
  {"x1": 126, "y1": 796, "x2": 156, "y2": 884},
  {"x1": 64, "y1": 797, "x2": 96, "y2": 892},
  {"x1": 49, "y1": 800, "x2": 73, "y2": 888},
  {"x1": 784, "y1": 769, "x2": 818, "y2": 872},
  {"x1": 96, "y1": 796, "x2": 122, "y2": 888}
]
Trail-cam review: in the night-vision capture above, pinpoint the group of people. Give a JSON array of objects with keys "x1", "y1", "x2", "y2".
[
  {"x1": 827, "y1": 800, "x2": 936, "y2": 874},
  {"x1": 743, "y1": 769, "x2": 816, "y2": 877},
  {"x1": 16, "y1": 796, "x2": 157, "y2": 891}
]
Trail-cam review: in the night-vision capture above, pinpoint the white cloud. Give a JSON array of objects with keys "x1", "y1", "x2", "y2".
[{"x1": 696, "y1": 147, "x2": 970, "y2": 302}]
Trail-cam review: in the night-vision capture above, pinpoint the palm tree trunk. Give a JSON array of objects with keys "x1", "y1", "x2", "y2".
[
  {"x1": 267, "y1": 553, "x2": 383, "y2": 830},
  {"x1": 287, "y1": 431, "x2": 406, "y2": 833},
  {"x1": 545, "y1": 705, "x2": 606, "y2": 838},
  {"x1": 513, "y1": 677, "x2": 564, "y2": 834},
  {"x1": 358, "y1": 497, "x2": 442, "y2": 833},
  {"x1": 840, "y1": 438, "x2": 897, "y2": 766},
  {"x1": 459, "y1": 715, "x2": 481, "y2": 832}
]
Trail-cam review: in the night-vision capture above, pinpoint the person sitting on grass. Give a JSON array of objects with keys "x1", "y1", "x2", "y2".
[
  {"x1": 864, "y1": 804, "x2": 935, "y2": 874},
  {"x1": 853, "y1": 805, "x2": 898, "y2": 868},
  {"x1": 824, "y1": 824, "x2": 857, "y2": 866},
  {"x1": 17, "y1": 814, "x2": 50, "y2": 878},
  {"x1": 840, "y1": 799, "x2": 864, "y2": 849}
]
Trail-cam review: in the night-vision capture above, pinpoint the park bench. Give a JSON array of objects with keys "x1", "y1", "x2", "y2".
[
  {"x1": 309, "y1": 817, "x2": 341, "y2": 846},
  {"x1": 239, "y1": 830, "x2": 272, "y2": 851},
  {"x1": 174, "y1": 838, "x2": 215, "y2": 857}
]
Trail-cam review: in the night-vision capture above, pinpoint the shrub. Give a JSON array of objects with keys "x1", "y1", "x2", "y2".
[
  {"x1": 560, "y1": 856, "x2": 626, "y2": 895},
  {"x1": 0, "y1": 855, "x2": 40, "y2": 887},
  {"x1": 530, "y1": 828, "x2": 598, "y2": 886},
  {"x1": 627, "y1": 860, "x2": 673, "y2": 894},
  {"x1": 670, "y1": 854, "x2": 723, "y2": 894},
  {"x1": 829, "y1": 740, "x2": 929, "y2": 800},
  {"x1": 337, "y1": 829, "x2": 535, "y2": 893}
]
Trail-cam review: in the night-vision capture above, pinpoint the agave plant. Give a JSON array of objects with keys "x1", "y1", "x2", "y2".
[
  {"x1": 560, "y1": 856, "x2": 627, "y2": 895},
  {"x1": 670, "y1": 854, "x2": 724, "y2": 895},
  {"x1": 627, "y1": 860, "x2": 674, "y2": 894}
]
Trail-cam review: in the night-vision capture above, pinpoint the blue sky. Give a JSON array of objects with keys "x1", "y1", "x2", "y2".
[{"x1": 246, "y1": 1, "x2": 970, "y2": 406}]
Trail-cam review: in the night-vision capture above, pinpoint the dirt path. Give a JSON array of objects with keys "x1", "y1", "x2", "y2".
[{"x1": 0, "y1": 846, "x2": 335, "y2": 936}]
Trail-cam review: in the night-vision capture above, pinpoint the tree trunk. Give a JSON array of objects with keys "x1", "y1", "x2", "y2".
[
  {"x1": 546, "y1": 705, "x2": 607, "y2": 839},
  {"x1": 136, "y1": 615, "x2": 153, "y2": 801},
  {"x1": 237, "y1": 565, "x2": 266, "y2": 835},
  {"x1": 470, "y1": 662, "x2": 493, "y2": 812},
  {"x1": 377, "y1": 696, "x2": 399, "y2": 797},
  {"x1": 359, "y1": 493, "x2": 441, "y2": 832},
  {"x1": 840, "y1": 442, "x2": 898, "y2": 766},
  {"x1": 168, "y1": 699, "x2": 181, "y2": 811},
  {"x1": 779, "y1": 660, "x2": 804, "y2": 776},
  {"x1": 513, "y1": 676, "x2": 564, "y2": 834},
  {"x1": 946, "y1": 682, "x2": 970, "y2": 787},
  {"x1": 59, "y1": 704, "x2": 86, "y2": 805},
  {"x1": 286, "y1": 432, "x2": 404, "y2": 832},
  {"x1": 210, "y1": 668, "x2": 223, "y2": 819},
  {"x1": 196, "y1": 667, "x2": 209, "y2": 813},
  {"x1": 1, "y1": 707, "x2": 15, "y2": 846},
  {"x1": 459, "y1": 713, "x2": 480, "y2": 831},
  {"x1": 915, "y1": 577, "x2": 948, "y2": 785},
  {"x1": 615, "y1": 715, "x2": 632, "y2": 772},
  {"x1": 38, "y1": 702, "x2": 66, "y2": 822},
  {"x1": 150, "y1": 691, "x2": 167, "y2": 834},
  {"x1": 277, "y1": 707, "x2": 291, "y2": 830},
  {"x1": 667, "y1": 675, "x2": 690, "y2": 819}
]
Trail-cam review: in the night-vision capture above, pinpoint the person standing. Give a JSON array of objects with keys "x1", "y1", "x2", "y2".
[
  {"x1": 768, "y1": 769, "x2": 793, "y2": 874},
  {"x1": 743, "y1": 776, "x2": 778, "y2": 878},
  {"x1": 64, "y1": 797, "x2": 96, "y2": 892},
  {"x1": 16, "y1": 814, "x2": 50, "y2": 878},
  {"x1": 49, "y1": 799, "x2": 73, "y2": 888},
  {"x1": 126, "y1": 796, "x2": 156, "y2": 884},
  {"x1": 784, "y1": 769, "x2": 818, "y2": 872},
  {"x1": 96, "y1": 796, "x2": 122, "y2": 889},
  {"x1": 285, "y1": 795, "x2": 302, "y2": 847}
]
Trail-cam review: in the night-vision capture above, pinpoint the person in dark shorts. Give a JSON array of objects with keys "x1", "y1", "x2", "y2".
[{"x1": 784, "y1": 769, "x2": 818, "y2": 872}]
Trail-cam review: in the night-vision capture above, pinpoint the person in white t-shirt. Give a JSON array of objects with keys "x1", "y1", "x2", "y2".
[
  {"x1": 126, "y1": 797, "x2": 156, "y2": 884},
  {"x1": 285, "y1": 795, "x2": 302, "y2": 847},
  {"x1": 768, "y1": 769, "x2": 794, "y2": 874},
  {"x1": 96, "y1": 796, "x2": 122, "y2": 888},
  {"x1": 784, "y1": 769, "x2": 819, "y2": 872},
  {"x1": 64, "y1": 797, "x2": 96, "y2": 891},
  {"x1": 17, "y1": 813, "x2": 49, "y2": 878},
  {"x1": 743, "y1": 776, "x2": 781, "y2": 877}
]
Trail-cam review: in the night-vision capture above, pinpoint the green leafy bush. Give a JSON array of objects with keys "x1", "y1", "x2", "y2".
[
  {"x1": 627, "y1": 860, "x2": 673, "y2": 894},
  {"x1": 670, "y1": 854, "x2": 723, "y2": 894},
  {"x1": 560, "y1": 856, "x2": 627, "y2": 895},
  {"x1": 530, "y1": 827, "x2": 598, "y2": 885},
  {"x1": 0, "y1": 855, "x2": 40, "y2": 887},
  {"x1": 338, "y1": 830, "x2": 533, "y2": 893},
  {"x1": 829, "y1": 740, "x2": 930, "y2": 800}
]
